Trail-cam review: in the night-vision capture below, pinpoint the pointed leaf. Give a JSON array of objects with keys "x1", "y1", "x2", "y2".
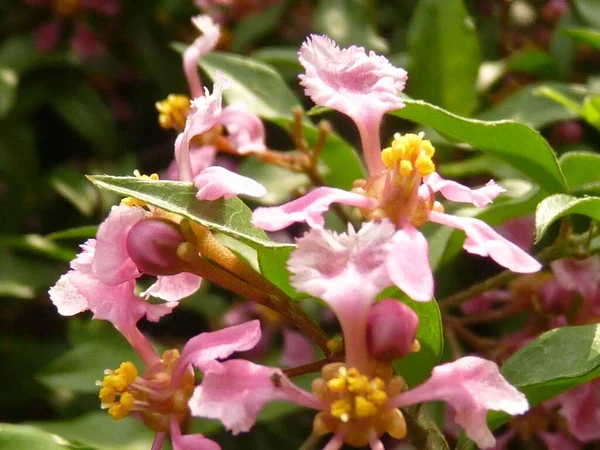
[
  {"x1": 535, "y1": 193, "x2": 600, "y2": 241},
  {"x1": 560, "y1": 151, "x2": 600, "y2": 195}
]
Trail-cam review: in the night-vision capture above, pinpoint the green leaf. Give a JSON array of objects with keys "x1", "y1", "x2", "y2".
[
  {"x1": 251, "y1": 47, "x2": 303, "y2": 80},
  {"x1": 0, "y1": 234, "x2": 75, "y2": 262},
  {"x1": 0, "y1": 424, "x2": 89, "y2": 450},
  {"x1": 403, "y1": 404, "x2": 450, "y2": 450},
  {"x1": 408, "y1": 0, "x2": 480, "y2": 116},
  {"x1": 505, "y1": 49, "x2": 558, "y2": 78},
  {"x1": 46, "y1": 226, "x2": 98, "y2": 241},
  {"x1": 386, "y1": 291, "x2": 444, "y2": 387},
  {"x1": 232, "y1": 2, "x2": 287, "y2": 53},
  {"x1": 87, "y1": 176, "x2": 293, "y2": 251},
  {"x1": 573, "y1": 0, "x2": 600, "y2": 28},
  {"x1": 565, "y1": 27, "x2": 600, "y2": 50},
  {"x1": 197, "y1": 50, "x2": 366, "y2": 188},
  {"x1": 478, "y1": 82, "x2": 586, "y2": 129},
  {"x1": 33, "y1": 412, "x2": 154, "y2": 450},
  {"x1": 257, "y1": 247, "x2": 298, "y2": 299},
  {"x1": 549, "y1": 10, "x2": 580, "y2": 78},
  {"x1": 0, "y1": 120, "x2": 37, "y2": 187},
  {"x1": 238, "y1": 158, "x2": 309, "y2": 205},
  {"x1": 535, "y1": 193, "x2": 600, "y2": 241},
  {"x1": 560, "y1": 151, "x2": 600, "y2": 195},
  {"x1": 51, "y1": 83, "x2": 119, "y2": 157},
  {"x1": 49, "y1": 167, "x2": 99, "y2": 216},
  {"x1": 313, "y1": 0, "x2": 388, "y2": 53},
  {"x1": 391, "y1": 98, "x2": 567, "y2": 193},
  {"x1": 0, "y1": 66, "x2": 18, "y2": 117},
  {"x1": 0, "y1": 250, "x2": 65, "y2": 298},
  {"x1": 457, "y1": 324, "x2": 600, "y2": 450},
  {"x1": 582, "y1": 95, "x2": 600, "y2": 129}
]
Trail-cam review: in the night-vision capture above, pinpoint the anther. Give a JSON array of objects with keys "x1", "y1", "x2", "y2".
[{"x1": 155, "y1": 94, "x2": 191, "y2": 131}]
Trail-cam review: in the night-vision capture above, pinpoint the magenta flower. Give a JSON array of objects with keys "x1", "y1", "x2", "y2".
[
  {"x1": 253, "y1": 132, "x2": 541, "y2": 301},
  {"x1": 299, "y1": 35, "x2": 407, "y2": 174},
  {"x1": 96, "y1": 319, "x2": 262, "y2": 450}
]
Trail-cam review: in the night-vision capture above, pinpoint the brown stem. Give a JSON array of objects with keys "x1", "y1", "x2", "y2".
[
  {"x1": 455, "y1": 303, "x2": 522, "y2": 325},
  {"x1": 445, "y1": 316, "x2": 497, "y2": 352},
  {"x1": 443, "y1": 324, "x2": 463, "y2": 360},
  {"x1": 283, "y1": 354, "x2": 345, "y2": 378}
]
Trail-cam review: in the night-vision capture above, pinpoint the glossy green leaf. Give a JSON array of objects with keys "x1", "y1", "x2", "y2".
[
  {"x1": 257, "y1": 247, "x2": 298, "y2": 299},
  {"x1": 0, "y1": 234, "x2": 75, "y2": 262},
  {"x1": 46, "y1": 226, "x2": 98, "y2": 241},
  {"x1": 560, "y1": 151, "x2": 600, "y2": 195},
  {"x1": 535, "y1": 193, "x2": 600, "y2": 241},
  {"x1": 478, "y1": 82, "x2": 586, "y2": 129},
  {"x1": 49, "y1": 167, "x2": 99, "y2": 217},
  {"x1": 51, "y1": 83, "x2": 119, "y2": 157},
  {"x1": 386, "y1": 290, "x2": 444, "y2": 387},
  {"x1": 33, "y1": 412, "x2": 154, "y2": 450},
  {"x1": 197, "y1": 50, "x2": 366, "y2": 188},
  {"x1": 313, "y1": 0, "x2": 388, "y2": 53},
  {"x1": 232, "y1": 2, "x2": 287, "y2": 53},
  {"x1": 408, "y1": 0, "x2": 480, "y2": 116},
  {"x1": 457, "y1": 324, "x2": 600, "y2": 450},
  {"x1": 87, "y1": 175, "x2": 294, "y2": 251},
  {"x1": 404, "y1": 404, "x2": 450, "y2": 450},
  {"x1": 0, "y1": 66, "x2": 17, "y2": 117},
  {"x1": 391, "y1": 99, "x2": 567, "y2": 193},
  {"x1": 251, "y1": 47, "x2": 302, "y2": 80},
  {"x1": 582, "y1": 95, "x2": 600, "y2": 129},
  {"x1": 565, "y1": 27, "x2": 600, "y2": 50},
  {"x1": 0, "y1": 424, "x2": 90, "y2": 450},
  {"x1": 549, "y1": 10, "x2": 580, "y2": 78},
  {"x1": 573, "y1": 0, "x2": 600, "y2": 28},
  {"x1": 505, "y1": 49, "x2": 557, "y2": 78}
]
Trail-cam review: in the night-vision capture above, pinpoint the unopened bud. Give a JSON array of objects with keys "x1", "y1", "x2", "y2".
[
  {"x1": 126, "y1": 219, "x2": 187, "y2": 275},
  {"x1": 367, "y1": 299, "x2": 419, "y2": 361}
]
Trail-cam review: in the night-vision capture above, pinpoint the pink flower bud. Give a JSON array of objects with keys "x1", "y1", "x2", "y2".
[
  {"x1": 367, "y1": 299, "x2": 419, "y2": 361},
  {"x1": 126, "y1": 219, "x2": 187, "y2": 276}
]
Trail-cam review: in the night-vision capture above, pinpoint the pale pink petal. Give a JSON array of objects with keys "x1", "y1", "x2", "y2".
[
  {"x1": 49, "y1": 271, "x2": 93, "y2": 316},
  {"x1": 538, "y1": 432, "x2": 581, "y2": 450},
  {"x1": 322, "y1": 433, "x2": 345, "y2": 450},
  {"x1": 384, "y1": 225, "x2": 433, "y2": 301},
  {"x1": 34, "y1": 21, "x2": 61, "y2": 53},
  {"x1": 71, "y1": 23, "x2": 104, "y2": 59},
  {"x1": 194, "y1": 166, "x2": 266, "y2": 200},
  {"x1": 298, "y1": 34, "x2": 406, "y2": 134},
  {"x1": 425, "y1": 173, "x2": 505, "y2": 207},
  {"x1": 93, "y1": 205, "x2": 146, "y2": 285},
  {"x1": 288, "y1": 221, "x2": 394, "y2": 371},
  {"x1": 496, "y1": 216, "x2": 535, "y2": 252},
  {"x1": 218, "y1": 106, "x2": 266, "y2": 154},
  {"x1": 177, "y1": 320, "x2": 262, "y2": 377},
  {"x1": 141, "y1": 273, "x2": 202, "y2": 302},
  {"x1": 166, "y1": 145, "x2": 217, "y2": 180},
  {"x1": 189, "y1": 360, "x2": 324, "y2": 434},
  {"x1": 551, "y1": 256, "x2": 600, "y2": 304},
  {"x1": 280, "y1": 327, "x2": 314, "y2": 367},
  {"x1": 392, "y1": 356, "x2": 529, "y2": 449},
  {"x1": 252, "y1": 186, "x2": 375, "y2": 231},
  {"x1": 429, "y1": 211, "x2": 542, "y2": 273},
  {"x1": 557, "y1": 381, "x2": 600, "y2": 442},
  {"x1": 170, "y1": 420, "x2": 220, "y2": 450},
  {"x1": 184, "y1": 15, "x2": 220, "y2": 98},
  {"x1": 176, "y1": 73, "x2": 227, "y2": 181}
]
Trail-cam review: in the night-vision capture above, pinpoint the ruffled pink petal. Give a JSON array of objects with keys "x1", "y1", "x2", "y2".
[
  {"x1": 141, "y1": 273, "x2": 202, "y2": 302},
  {"x1": 71, "y1": 23, "x2": 104, "y2": 59},
  {"x1": 194, "y1": 166, "x2": 266, "y2": 200},
  {"x1": 93, "y1": 205, "x2": 146, "y2": 285},
  {"x1": 170, "y1": 419, "x2": 220, "y2": 450},
  {"x1": 425, "y1": 173, "x2": 505, "y2": 207},
  {"x1": 538, "y1": 432, "x2": 581, "y2": 450},
  {"x1": 189, "y1": 360, "x2": 324, "y2": 434},
  {"x1": 184, "y1": 15, "x2": 220, "y2": 98},
  {"x1": 280, "y1": 327, "x2": 314, "y2": 367},
  {"x1": 551, "y1": 256, "x2": 600, "y2": 304},
  {"x1": 252, "y1": 186, "x2": 375, "y2": 231},
  {"x1": 34, "y1": 21, "x2": 61, "y2": 53},
  {"x1": 288, "y1": 221, "x2": 394, "y2": 370},
  {"x1": 218, "y1": 106, "x2": 266, "y2": 154},
  {"x1": 392, "y1": 356, "x2": 529, "y2": 449},
  {"x1": 176, "y1": 73, "x2": 227, "y2": 181},
  {"x1": 384, "y1": 225, "x2": 433, "y2": 301},
  {"x1": 298, "y1": 34, "x2": 406, "y2": 135},
  {"x1": 557, "y1": 381, "x2": 600, "y2": 442},
  {"x1": 177, "y1": 320, "x2": 262, "y2": 377},
  {"x1": 429, "y1": 211, "x2": 542, "y2": 273}
]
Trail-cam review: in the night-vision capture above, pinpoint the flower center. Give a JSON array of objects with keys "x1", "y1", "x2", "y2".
[
  {"x1": 121, "y1": 170, "x2": 159, "y2": 208},
  {"x1": 97, "y1": 350, "x2": 195, "y2": 432},
  {"x1": 381, "y1": 132, "x2": 435, "y2": 178},
  {"x1": 155, "y1": 94, "x2": 191, "y2": 131},
  {"x1": 53, "y1": 0, "x2": 81, "y2": 17},
  {"x1": 311, "y1": 363, "x2": 407, "y2": 447}
]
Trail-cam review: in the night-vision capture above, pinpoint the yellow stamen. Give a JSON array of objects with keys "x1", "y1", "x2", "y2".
[
  {"x1": 155, "y1": 94, "x2": 191, "y2": 131},
  {"x1": 330, "y1": 399, "x2": 352, "y2": 420},
  {"x1": 108, "y1": 392, "x2": 135, "y2": 420},
  {"x1": 122, "y1": 171, "x2": 159, "y2": 208},
  {"x1": 354, "y1": 396, "x2": 377, "y2": 417},
  {"x1": 381, "y1": 132, "x2": 436, "y2": 176}
]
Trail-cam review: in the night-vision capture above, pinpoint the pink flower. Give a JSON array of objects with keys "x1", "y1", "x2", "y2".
[
  {"x1": 551, "y1": 256, "x2": 600, "y2": 305},
  {"x1": 299, "y1": 35, "x2": 407, "y2": 174},
  {"x1": 191, "y1": 354, "x2": 528, "y2": 449},
  {"x1": 253, "y1": 133, "x2": 541, "y2": 301},
  {"x1": 556, "y1": 380, "x2": 600, "y2": 442},
  {"x1": 184, "y1": 15, "x2": 221, "y2": 98},
  {"x1": 96, "y1": 319, "x2": 262, "y2": 450}
]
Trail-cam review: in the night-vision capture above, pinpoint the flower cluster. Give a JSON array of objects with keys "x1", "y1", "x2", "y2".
[{"x1": 48, "y1": 18, "x2": 544, "y2": 450}]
